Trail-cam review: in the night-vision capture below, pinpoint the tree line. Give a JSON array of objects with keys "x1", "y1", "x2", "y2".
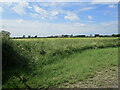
[
  {"x1": 0, "y1": 30, "x2": 120, "y2": 39},
  {"x1": 12, "y1": 34, "x2": 120, "y2": 39}
]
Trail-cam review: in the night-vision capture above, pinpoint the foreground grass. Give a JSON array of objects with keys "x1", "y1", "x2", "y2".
[
  {"x1": 4, "y1": 47, "x2": 118, "y2": 88},
  {"x1": 30, "y1": 47, "x2": 118, "y2": 88},
  {"x1": 3, "y1": 37, "x2": 119, "y2": 88}
]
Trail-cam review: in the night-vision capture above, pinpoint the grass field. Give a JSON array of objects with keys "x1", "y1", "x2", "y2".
[{"x1": 3, "y1": 37, "x2": 119, "y2": 88}]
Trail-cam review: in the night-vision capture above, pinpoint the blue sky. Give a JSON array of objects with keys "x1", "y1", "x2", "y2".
[{"x1": 0, "y1": 1, "x2": 118, "y2": 37}]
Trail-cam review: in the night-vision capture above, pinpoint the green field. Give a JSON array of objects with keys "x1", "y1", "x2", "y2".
[{"x1": 2, "y1": 37, "x2": 119, "y2": 88}]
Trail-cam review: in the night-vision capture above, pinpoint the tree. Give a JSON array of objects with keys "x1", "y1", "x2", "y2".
[
  {"x1": 1, "y1": 30, "x2": 10, "y2": 37},
  {"x1": 34, "y1": 35, "x2": 37, "y2": 38},
  {"x1": 94, "y1": 34, "x2": 99, "y2": 37},
  {"x1": 28, "y1": 35, "x2": 31, "y2": 38},
  {"x1": 90, "y1": 34, "x2": 92, "y2": 37},
  {"x1": 70, "y1": 34, "x2": 73, "y2": 37},
  {"x1": 112, "y1": 34, "x2": 120, "y2": 37},
  {"x1": 23, "y1": 35, "x2": 25, "y2": 38}
]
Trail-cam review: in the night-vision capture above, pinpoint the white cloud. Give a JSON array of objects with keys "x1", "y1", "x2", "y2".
[
  {"x1": 79, "y1": 7, "x2": 95, "y2": 11},
  {"x1": 0, "y1": 7, "x2": 3, "y2": 13},
  {"x1": 17, "y1": 19, "x2": 24, "y2": 23},
  {"x1": 38, "y1": 2, "x2": 67, "y2": 7},
  {"x1": 75, "y1": 23, "x2": 86, "y2": 27},
  {"x1": 30, "y1": 13, "x2": 39, "y2": 18},
  {"x1": 88, "y1": 16, "x2": 93, "y2": 19},
  {"x1": 28, "y1": 6, "x2": 33, "y2": 9},
  {"x1": 34, "y1": 6, "x2": 45, "y2": 14},
  {"x1": 11, "y1": 6, "x2": 26, "y2": 15},
  {"x1": 64, "y1": 12, "x2": 79, "y2": 21},
  {"x1": 11, "y1": 1, "x2": 29, "y2": 15},
  {"x1": 33, "y1": 5, "x2": 59, "y2": 19},
  {"x1": 91, "y1": 0, "x2": 119, "y2": 4},
  {"x1": 50, "y1": 11, "x2": 59, "y2": 16},
  {"x1": 100, "y1": 21, "x2": 117, "y2": 27},
  {"x1": 0, "y1": 0, "x2": 119, "y2": 2},
  {"x1": 108, "y1": 5, "x2": 116, "y2": 8},
  {"x1": 0, "y1": 0, "x2": 42, "y2": 2},
  {"x1": 2, "y1": 19, "x2": 117, "y2": 37},
  {"x1": 34, "y1": 5, "x2": 48, "y2": 18}
]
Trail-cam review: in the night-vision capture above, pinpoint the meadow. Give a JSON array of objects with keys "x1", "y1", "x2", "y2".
[{"x1": 2, "y1": 37, "x2": 119, "y2": 88}]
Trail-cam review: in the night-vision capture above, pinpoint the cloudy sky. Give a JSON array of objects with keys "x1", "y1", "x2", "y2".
[{"x1": 0, "y1": 0, "x2": 118, "y2": 37}]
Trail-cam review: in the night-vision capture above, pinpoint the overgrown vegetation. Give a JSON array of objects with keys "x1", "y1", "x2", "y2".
[
  {"x1": 2, "y1": 36, "x2": 119, "y2": 88},
  {"x1": 1, "y1": 31, "x2": 33, "y2": 88}
]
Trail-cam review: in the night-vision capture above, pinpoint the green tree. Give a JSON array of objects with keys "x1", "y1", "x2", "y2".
[{"x1": 1, "y1": 30, "x2": 10, "y2": 37}]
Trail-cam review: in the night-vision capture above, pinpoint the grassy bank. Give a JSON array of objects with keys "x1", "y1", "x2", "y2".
[
  {"x1": 3, "y1": 37, "x2": 119, "y2": 88},
  {"x1": 28, "y1": 47, "x2": 118, "y2": 88}
]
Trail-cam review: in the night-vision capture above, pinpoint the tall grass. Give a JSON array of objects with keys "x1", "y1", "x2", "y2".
[
  {"x1": 13, "y1": 38, "x2": 119, "y2": 66},
  {"x1": 3, "y1": 37, "x2": 119, "y2": 88}
]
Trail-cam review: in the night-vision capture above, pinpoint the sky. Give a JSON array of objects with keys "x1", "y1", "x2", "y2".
[{"x1": 0, "y1": 0, "x2": 119, "y2": 37}]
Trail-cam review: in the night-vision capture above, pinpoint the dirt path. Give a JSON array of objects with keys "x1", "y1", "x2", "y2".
[{"x1": 59, "y1": 66, "x2": 118, "y2": 88}]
